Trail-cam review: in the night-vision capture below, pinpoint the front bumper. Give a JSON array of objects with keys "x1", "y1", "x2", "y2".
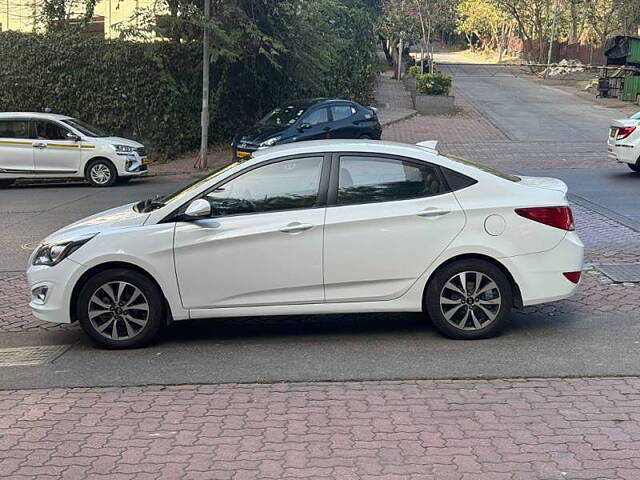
[{"x1": 27, "y1": 259, "x2": 85, "y2": 324}]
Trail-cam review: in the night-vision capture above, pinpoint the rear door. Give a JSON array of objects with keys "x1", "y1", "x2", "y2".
[
  {"x1": 323, "y1": 154, "x2": 466, "y2": 302},
  {"x1": 0, "y1": 119, "x2": 35, "y2": 174},
  {"x1": 329, "y1": 104, "x2": 360, "y2": 139},
  {"x1": 33, "y1": 120, "x2": 82, "y2": 175}
]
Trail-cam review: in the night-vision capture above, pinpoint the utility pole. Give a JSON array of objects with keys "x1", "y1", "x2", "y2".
[
  {"x1": 199, "y1": 0, "x2": 211, "y2": 169},
  {"x1": 545, "y1": 0, "x2": 559, "y2": 80},
  {"x1": 397, "y1": 38, "x2": 403, "y2": 80}
]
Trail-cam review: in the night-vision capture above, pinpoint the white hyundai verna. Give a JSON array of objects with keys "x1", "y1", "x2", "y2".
[
  {"x1": 27, "y1": 140, "x2": 584, "y2": 348},
  {"x1": 608, "y1": 112, "x2": 640, "y2": 172}
]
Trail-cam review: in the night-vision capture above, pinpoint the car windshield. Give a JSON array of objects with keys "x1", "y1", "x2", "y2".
[
  {"x1": 258, "y1": 104, "x2": 307, "y2": 126},
  {"x1": 61, "y1": 118, "x2": 108, "y2": 137},
  {"x1": 444, "y1": 152, "x2": 521, "y2": 182}
]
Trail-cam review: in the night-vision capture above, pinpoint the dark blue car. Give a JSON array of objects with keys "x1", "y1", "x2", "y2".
[{"x1": 231, "y1": 98, "x2": 382, "y2": 159}]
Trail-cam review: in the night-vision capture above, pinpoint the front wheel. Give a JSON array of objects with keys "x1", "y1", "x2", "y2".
[
  {"x1": 86, "y1": 159, "x2": 117, "y2": 187},
  {"x1": 0, "y1": 179, "x2": 13, "y2": 188},
  {"x1": 76, "y1": 269, "x2": 164, "y2": 349},
  {"x1": 425, "y1": 260, "x2": 513, "y2": 340}
]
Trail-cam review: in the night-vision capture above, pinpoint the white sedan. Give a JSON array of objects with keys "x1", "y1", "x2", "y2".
[
  {"x1": 608, "y1": 112, "x2": 640, "y2": 172},
  {"x1": 27, "y1": 140, "x2": 584, "y2": 348}
]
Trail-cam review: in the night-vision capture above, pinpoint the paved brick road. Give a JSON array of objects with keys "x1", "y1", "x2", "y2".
[{"x1": 3, "y1": 378, "x2": 640, "y2": 480}]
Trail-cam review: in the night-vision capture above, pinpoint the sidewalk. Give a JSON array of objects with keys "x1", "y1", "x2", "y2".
[
  {"x1": 3, "y1": 378, "x2": 640, "y2": 480},
  {"x1": 374, "y1": 70, "x2": 416, "y2": 127}
]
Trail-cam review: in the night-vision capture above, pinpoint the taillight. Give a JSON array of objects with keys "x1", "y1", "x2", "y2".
[
  {"x1": 515, "y1": 206, "x2": 575, "y2": 231},
  {"x1": 617, "y1": 126, "x2": 636, "y2": 140}
]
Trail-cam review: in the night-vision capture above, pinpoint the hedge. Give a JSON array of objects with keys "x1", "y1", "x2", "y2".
[{"x1": 0, "y1": 19, "x2": 377, "y2": 159}]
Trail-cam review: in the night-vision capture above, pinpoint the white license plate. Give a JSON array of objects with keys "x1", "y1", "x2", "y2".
[{"x1": 609, "y1": 127, "x2": 617, "y2": 138}]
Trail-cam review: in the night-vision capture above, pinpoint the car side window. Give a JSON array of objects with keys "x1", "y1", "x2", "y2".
[
  {"x1": 0, "y1": 120, "x2": 32, "y2": 139},
  {"x1": 331, "y1": 105, "x2": 355, "y2": 121},
  {"x1": 35, "y1": 121, "x2": 69, "y2": 140},
  {"x1": 204, "y1": 157, "x2": 324, "y2": 216},
  {"x1": 302, "y1": 108, "x2": 329, "y2": 126},
  {"x1": 337, "y1": 156, "x2": 444, "y2": 206}
]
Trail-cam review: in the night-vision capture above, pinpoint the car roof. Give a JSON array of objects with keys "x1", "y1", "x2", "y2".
[
  {"x1": 0, "y1": 112, "x2": 72, "y2": 121},
  {"x1": 280, "y1": 98, "x2": 356, "y2": 108},
  {"x1": 253, "y1": 139, "x2": 437, "y2": 162}
]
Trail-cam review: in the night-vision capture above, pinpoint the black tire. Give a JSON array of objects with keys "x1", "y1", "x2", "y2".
[
  {"x1": 85, "y1": 159, "x2": 117, "y2": 187},
  {"x1": 359, "y1": 134, "x2": 372, "y2": 139},
  {"x1": 0, "y1": 179, "x2": 13, "y2": 188},
  {"x1": 76, "y1": 268, "x2": 164, "y2": 349},
  {"x1": 628, "y1": 161, "x2": 640, "y2": 173},
  {"x1": 425, "y1": 259, "x2": 513, "y2": 340}
]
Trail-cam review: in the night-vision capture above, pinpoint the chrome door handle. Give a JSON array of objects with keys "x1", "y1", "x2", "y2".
[
  {"x1": 417, "y1": 208, "x2": 450, "y2": 218},
  {"x1": 279, "y1": 222, "x2": 313, "y2": 233},
  {"x1": 33, "y1": 142, "x2": 47, "y2": 149}
]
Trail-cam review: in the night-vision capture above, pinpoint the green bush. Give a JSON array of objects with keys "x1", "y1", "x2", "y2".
[
  {"x1": 0, "y1": 4, "x2": 378, "y2": 160},
  {"x1": 408, "y1": 65, "x2": 421, "y2": 77},
  {"x1": 416, "y1": 72, "x2": 452, "y2": 96}
]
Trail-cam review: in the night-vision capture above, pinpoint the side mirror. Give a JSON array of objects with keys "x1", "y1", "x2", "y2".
[
  {"x1": 66, "y1": 132, "x2": 80, "y2": 142},
  {"x1": 184, "y1": 198, "x2": 211, "y2": 219},
  {"x1": 298, "y1": 122, "x2": 311, "y2": 131}
]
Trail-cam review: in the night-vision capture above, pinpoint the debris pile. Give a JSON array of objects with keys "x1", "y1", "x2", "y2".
[{"x1": 543, "y1": 59, "x2": 585, "y2": 77}]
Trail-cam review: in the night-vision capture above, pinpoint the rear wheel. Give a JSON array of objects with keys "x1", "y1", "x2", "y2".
[
  {"x1": 0, "y1": 179, "x2": 13, "y2": 188},
  {"x1": 628, "y1": 161, "x2": 640, "y2": 173},
  {"x1": 86, "y1": 159, "x2": 117, "y2": 187},
  {"x1": 77, "y1": 269, "x2": 164, "y2": 349},
  {"x1": 425, "y1": 259, "x2": 513, "y2": 340},
  {"x1": 359, "y1": 134, "x2": 371, "y2": 140}
]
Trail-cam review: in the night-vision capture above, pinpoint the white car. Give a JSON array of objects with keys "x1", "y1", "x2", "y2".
[
  {"x1": 0, "y1": 112, "x2": 149, "y2": 187},
  {"x1": 27, "y1": 140, "x2": 584, "y2": 348},
  {"x1": 608, "y1": 112, "x2": 640, "y2": 172}
]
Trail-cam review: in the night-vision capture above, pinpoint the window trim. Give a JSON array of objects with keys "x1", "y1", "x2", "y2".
[
  {"x1": 164, "y1": 153, "x2": 332, "y2": 223},
  {"x1": 326, "y1": 152, "x2": 451, "y2": 207}
]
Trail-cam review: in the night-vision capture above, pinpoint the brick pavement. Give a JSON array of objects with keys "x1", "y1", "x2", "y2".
[{"x1": 3, "y1": 378, "x2": 640, "y2": 479}]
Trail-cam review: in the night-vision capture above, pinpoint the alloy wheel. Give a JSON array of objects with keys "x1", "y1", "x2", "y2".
[
  {"x1": 88, "y1": 281, "x2": 149, "y2": 340},
  {"x1": 90, "y1": 164, "x2": 112, "y2": 185},
  {"x1": 439, "y1": 271, "x2": 502, "y2": 331}
]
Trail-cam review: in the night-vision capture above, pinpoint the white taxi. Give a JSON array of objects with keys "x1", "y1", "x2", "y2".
[
  {"x1": 608, "y1": 112, "x2": 640, "y2": 172},
  {"x1": 0, "y1": 112, "x2": 149, "y2": 187}
]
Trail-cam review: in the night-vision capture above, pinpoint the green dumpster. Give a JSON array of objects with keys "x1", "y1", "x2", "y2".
[{"x1": 622, "y1": 75, "x2": 640, "y2": 102}]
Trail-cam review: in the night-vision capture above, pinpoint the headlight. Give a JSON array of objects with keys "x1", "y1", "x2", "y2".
[
  {"x1": 259, "y1": 136, "x2": 281, "y2": 147},
  {"x1": 112, "y1": 144, "x2": 136, "y2": 155},
  {"x1": 33, "y1": 234, "x2": 97, "y2": 266}
]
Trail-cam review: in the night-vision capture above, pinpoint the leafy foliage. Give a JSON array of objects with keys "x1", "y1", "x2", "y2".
[
  {"x1": 0, "y1": 0, "x2": 378, "y2": 160},
  {"x1": 416, "y1": 71, "x2": 452, "y2": 95}
]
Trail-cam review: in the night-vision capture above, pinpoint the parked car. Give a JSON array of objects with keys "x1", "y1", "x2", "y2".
[
  {"x1": 231, "y1": 98, "x2": 381, "y2": 159},
  {"x1": 607, "y1": 113, "x2": 640, "y2": 172},
  {"x1": 27, "y1": 140, "x2": 583, "y2": 349},
  {"x1": 0, "y1": 112, "x2": 149, "y2": 187}
]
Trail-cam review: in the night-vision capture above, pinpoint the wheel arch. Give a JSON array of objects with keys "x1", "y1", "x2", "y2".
[
  {"x1": 423, "y1": 253, "x2": 524, "y2": 309},
  {"x1": 84, "y1": 156, "x2": 116, "y2": 177},
  {"x1": 70, "y1": 261, "x2": 174, "y2": 325}
]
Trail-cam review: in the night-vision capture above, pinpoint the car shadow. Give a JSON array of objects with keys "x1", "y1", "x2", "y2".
[{"x1": 157, "y1": 310, "x2": 565, "y2": 346}]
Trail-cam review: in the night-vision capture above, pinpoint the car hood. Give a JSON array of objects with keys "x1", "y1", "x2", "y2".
[
  {"x1": 41, "y1": 203, "x2": 148, "y2": 245},
  {"x1": 235, "y1": 124, "x2": 289, "y2": 144},
  {"x1": 94, "y1": 136, "x2": 144, "y2": 148}
]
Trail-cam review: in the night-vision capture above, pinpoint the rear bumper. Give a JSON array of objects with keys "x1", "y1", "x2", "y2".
[
  {"x1": 608, "y1": 143, "x2": 638, "y2": 165},
  {"x1": 502, "y1": 231, "x2": 584, "y2": 307}
]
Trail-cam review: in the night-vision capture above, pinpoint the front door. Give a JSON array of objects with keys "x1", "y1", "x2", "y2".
[
  {"x1": 33, "y1": 120, "x2": 82, "y2": 175},
  {"x1": 0, "y1": 118, "x2": 35, "y2": 174},
  {"x1": 174, "y1": 155, "x2": 328, "y2": 309},
  {"x1": 323, "y1": 154, "x2": 466, "y2": 302},
  {"x1": 296, "y1": 107, "x2": 333, "y2": 141}
]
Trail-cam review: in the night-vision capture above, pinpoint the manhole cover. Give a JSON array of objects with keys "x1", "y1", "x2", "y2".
[
  {"x1": 595, "y1": 264, "x2": 640, "y2": 283},
  {"x1": 0, "y1": 345, "x2": 70, "y2": 367}
]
